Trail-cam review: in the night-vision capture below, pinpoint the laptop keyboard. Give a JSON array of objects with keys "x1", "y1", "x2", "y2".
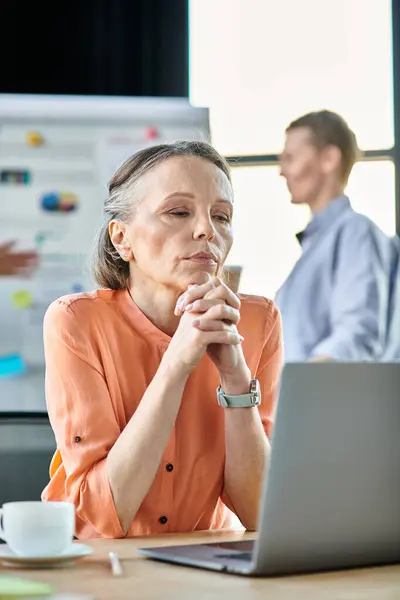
[
  {"x1": 208, "y1": 540, "x2": 254, "y2": 552},
  {"x1": 214, "y1": 551, "x2": 252, "y2": 561},
  {"x1": 207, "y1": 541, "x2": 254, "y2": 563}
]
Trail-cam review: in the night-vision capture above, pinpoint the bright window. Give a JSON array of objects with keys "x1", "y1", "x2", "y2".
[{"x1": 189, "y1": 0, "x2": 393, "y2": 155}]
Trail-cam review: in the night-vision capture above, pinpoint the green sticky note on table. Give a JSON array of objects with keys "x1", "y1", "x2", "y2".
[{"x1": 0, "y1": 575, "x2": 53, "y2": 597}]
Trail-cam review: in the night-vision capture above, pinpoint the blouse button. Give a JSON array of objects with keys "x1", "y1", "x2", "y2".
[
  {"x1": 159, "y1": 516, "x2": 168, "y2": 525},
  {"x1": 74, "y1": 436, "x2": 82, "y2": 443}
]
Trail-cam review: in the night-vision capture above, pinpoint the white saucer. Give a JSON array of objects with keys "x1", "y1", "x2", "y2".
[{"x1": 0, "y1": 543, "x2": 93, "y2": 568}]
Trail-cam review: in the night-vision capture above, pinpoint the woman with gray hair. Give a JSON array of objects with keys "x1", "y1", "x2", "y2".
[{"x1": 42, "y1": 140, "x2": 283, "y2": 539}]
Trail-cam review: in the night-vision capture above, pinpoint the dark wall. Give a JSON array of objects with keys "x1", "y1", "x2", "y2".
[{"x1": 0, "y1": 0, "x2": 188, "y2": 97}]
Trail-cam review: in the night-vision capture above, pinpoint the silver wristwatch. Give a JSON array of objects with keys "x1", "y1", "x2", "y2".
[{"x1": 216, "y1": 379, "x2": 261, "y2": 408}]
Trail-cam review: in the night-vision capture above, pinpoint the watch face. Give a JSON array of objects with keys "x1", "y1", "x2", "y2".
[
  {"x1": 219, "y1": 394, "x2": 228, "y2": 408},
  {"x1": 250, "y1": 379, "x2": 260, "y2": 395},
  {"x1": 250, "y1": 379, "x2": 261, "y2": 405},
  {"x1": 216, "y1": 386, "x2": 228, "y2": 408}
]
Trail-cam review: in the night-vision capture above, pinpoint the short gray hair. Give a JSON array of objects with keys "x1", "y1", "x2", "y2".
[{"x1": 92, "y1": 140, "x2": 232, "y2": 290}]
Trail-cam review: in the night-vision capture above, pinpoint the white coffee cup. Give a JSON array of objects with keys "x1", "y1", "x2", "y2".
[{"x1": 0, "y1": 501, "x2": 75, "y2": 557}]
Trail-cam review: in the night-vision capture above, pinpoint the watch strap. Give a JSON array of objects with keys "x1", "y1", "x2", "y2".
[{"x1": 216, "y1": 379, "x2": 261, "y2": 408}]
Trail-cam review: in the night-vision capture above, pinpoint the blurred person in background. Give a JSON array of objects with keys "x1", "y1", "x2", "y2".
[
  {"x1": 0, "y1": 240, "x2": 37, "y2": 276},
  {"x1": 275, "y1": 110, "x2": 392, "y2": 363}
]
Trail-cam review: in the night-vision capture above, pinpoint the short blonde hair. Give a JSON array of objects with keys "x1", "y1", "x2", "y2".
[{"x1": 92, "y1": 140, "x2": 232, "y2": 290}]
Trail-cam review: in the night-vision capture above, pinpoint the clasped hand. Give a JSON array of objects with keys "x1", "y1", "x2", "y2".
[{"x1": 164, "y1": 276, "x2": 248, "y2": 380}]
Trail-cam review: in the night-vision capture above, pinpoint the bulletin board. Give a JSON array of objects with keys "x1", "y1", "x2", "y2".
[{"x1": 0, "y1": 94, "x2": 210, "y2": 406}]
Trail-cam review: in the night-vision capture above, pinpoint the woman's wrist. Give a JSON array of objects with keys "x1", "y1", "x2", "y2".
[
  {"x1": 159, "y1": 352, "x2": 193, "y2": 383},
  {"x1": 219, "y1": 365, "x2": 252, "y2": 395}
]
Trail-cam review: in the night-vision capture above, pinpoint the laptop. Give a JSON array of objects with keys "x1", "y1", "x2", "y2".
[{"x1": 138, "y1": 363, "x2": 400, "y2": 576}]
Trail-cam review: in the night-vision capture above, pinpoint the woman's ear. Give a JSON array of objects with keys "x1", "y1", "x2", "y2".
[{"x1": 109, "y1": 221, "x2": 132, "y2": 261}]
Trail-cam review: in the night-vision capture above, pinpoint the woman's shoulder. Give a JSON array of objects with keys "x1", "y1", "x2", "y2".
[
  {"x1": 238, "y1": 294, "x2": 283, "y2": 358},
  {"x1": 44, "y1": 288, "x2": 119, "y2": 330},
  {"x1": 239, "y1": 293, "x2": 280, "y2": 324}
]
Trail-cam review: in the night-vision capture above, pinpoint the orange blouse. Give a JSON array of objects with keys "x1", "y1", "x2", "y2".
[{"x1": 41, "y1": 289, "x2": 283, "y2": 539}]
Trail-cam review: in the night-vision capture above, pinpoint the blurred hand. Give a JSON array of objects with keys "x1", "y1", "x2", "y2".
[
  {"x1": 175, "y1": 276, "x2": 248, "y2": 380},
  {"x1": 0, "y1": 241, "x2": 38, "y2": 276}
]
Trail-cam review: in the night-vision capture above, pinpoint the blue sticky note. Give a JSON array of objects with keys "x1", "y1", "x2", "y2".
[{"x1": 0, "y1": 354, "x2": 27, "y2": 378}]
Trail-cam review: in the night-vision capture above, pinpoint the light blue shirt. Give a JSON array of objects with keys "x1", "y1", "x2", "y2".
[{"x1": 275, "y1": 196, "x2": 392, "y2": 362}]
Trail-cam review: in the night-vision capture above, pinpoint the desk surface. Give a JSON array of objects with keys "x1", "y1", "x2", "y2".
[{"x1": 1, "y1": 530, "x2": 400, "y2": 600}]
